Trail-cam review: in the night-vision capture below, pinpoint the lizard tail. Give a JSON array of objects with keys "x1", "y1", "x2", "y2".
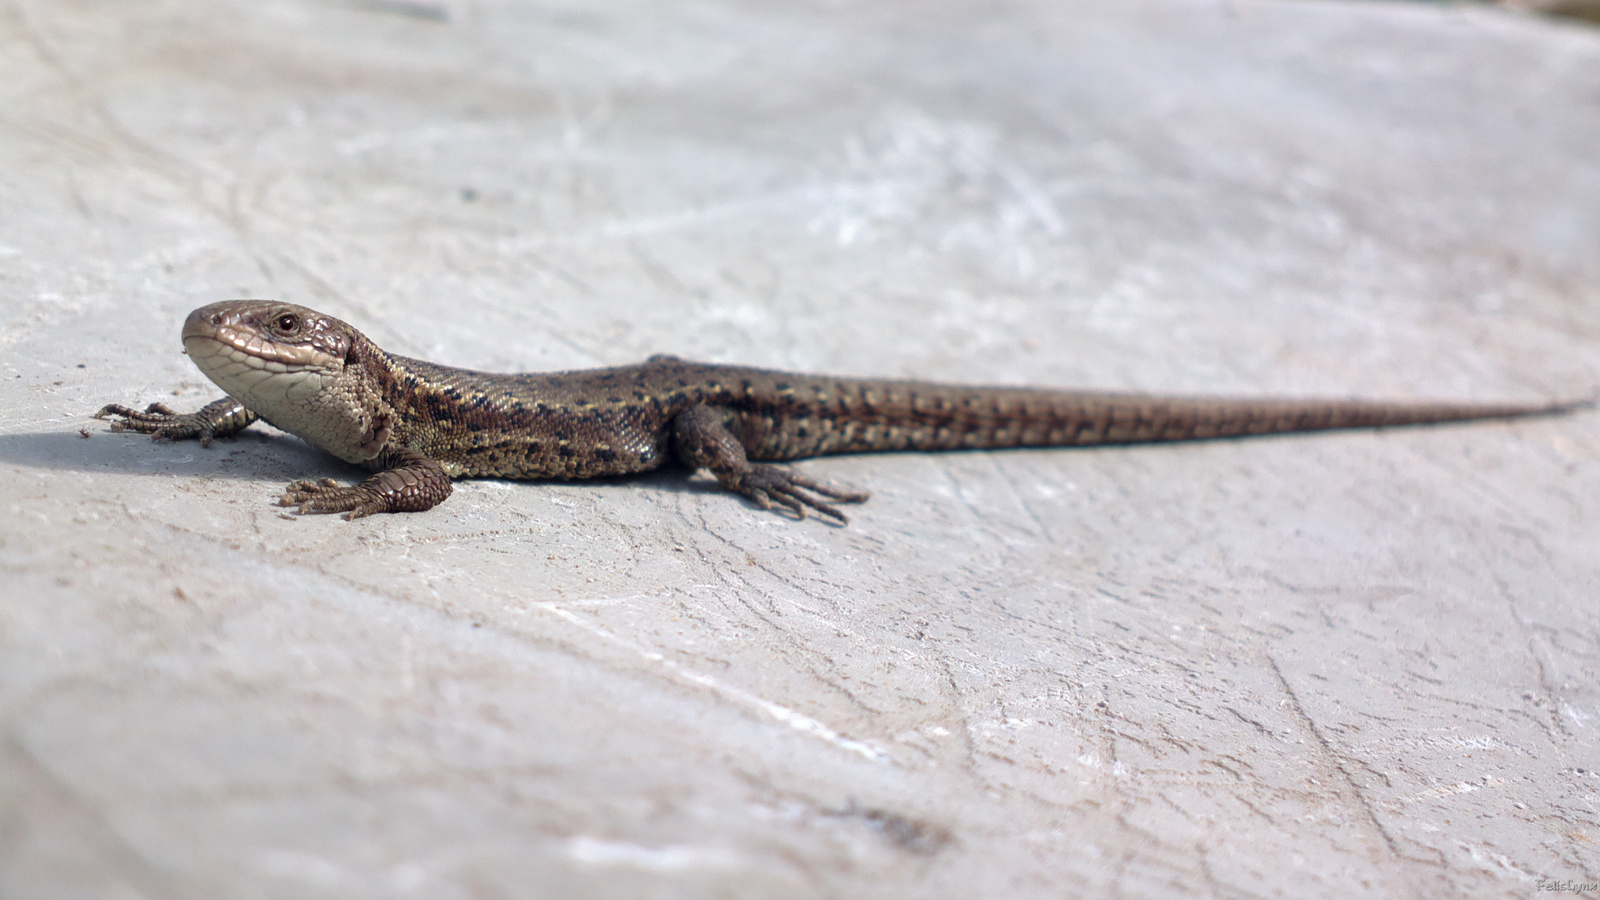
[{"x1": 788, "y1": 386, "x2": 1590, "y2": 456}]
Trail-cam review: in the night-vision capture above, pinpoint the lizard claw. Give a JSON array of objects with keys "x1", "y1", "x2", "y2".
[
  {"x1": 97, "y1": 402, "x2": 217, "y2": 446},
  {"x1": 733, "y1": 464, "x2": 869, "y2": 525},
  {"x1": 280, "y1": 479, "x2": 387, "y2": 520},
  {"x1": 96, "y1": 398, "x2": 256, "y2": 446}
]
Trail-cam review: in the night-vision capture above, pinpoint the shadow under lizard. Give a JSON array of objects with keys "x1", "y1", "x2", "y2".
[{"x1": 97, "y1": 300, "x2": 1588, "y2": 523}]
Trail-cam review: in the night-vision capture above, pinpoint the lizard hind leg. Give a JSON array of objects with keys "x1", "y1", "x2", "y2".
[
  {"x1": 280, "y1": 447, "x2": 453, "y2": 520},
  {"x1": 670, "y1": 404, "x2": 868, "y2": 524}
]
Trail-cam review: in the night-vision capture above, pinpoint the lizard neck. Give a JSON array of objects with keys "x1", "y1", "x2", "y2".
[{"x1": 247, "y1": 333, "x2": 395, "y2": 465}]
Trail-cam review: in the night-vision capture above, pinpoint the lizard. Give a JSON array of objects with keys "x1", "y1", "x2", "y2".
[{"x1": 96, "y1": 299, "x2": 1587, "y2": 523}]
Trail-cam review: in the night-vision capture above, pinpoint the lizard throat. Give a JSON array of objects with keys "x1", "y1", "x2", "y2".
[
  {"x1": 183, "y1": 332, "x2": 340, "y2": 406},
  {"x1": 183, "y1": 331, "x2": 377, "y2": 463}
]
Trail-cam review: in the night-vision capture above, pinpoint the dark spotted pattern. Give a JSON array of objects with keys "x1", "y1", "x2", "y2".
[{"x1": 370, "y1": 345, "x2": 1581, "y2": 474}]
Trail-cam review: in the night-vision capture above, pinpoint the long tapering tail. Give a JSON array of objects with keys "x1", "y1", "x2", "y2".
[{"x1": 779, "y1": 382, "x2": 1591, "y2": 458}]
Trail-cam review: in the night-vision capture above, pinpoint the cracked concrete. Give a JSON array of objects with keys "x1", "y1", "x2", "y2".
[{"x1": 2, "y1": 0, "x2": 1599, "y2": 897}]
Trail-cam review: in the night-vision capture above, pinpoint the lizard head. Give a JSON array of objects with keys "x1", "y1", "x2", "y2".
[
  {"x1": 183, "y1": 300, "x2": 354, "y2": 390},
  {"x1": 182, "y1": 300, "x2": 382, "y2": 462}
]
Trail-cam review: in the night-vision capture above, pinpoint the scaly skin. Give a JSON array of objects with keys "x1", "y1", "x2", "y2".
[{"x1": 97, "y1": 300, "x2": 1588, "y2": 523}]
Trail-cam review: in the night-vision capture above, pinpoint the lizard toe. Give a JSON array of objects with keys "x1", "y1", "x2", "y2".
[
  {"x1": 283, "y1": 486, "x2": 370, "y2": 515},
  {"x1": 736, "y1": 464, "x2": 863, "y2": 524}
]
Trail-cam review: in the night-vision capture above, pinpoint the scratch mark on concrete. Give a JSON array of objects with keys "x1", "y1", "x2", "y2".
[
  {"x1": 535, "y1": 601, "x2": 889, "y2": 763},
  {"x1": 1266, "y1": 654, "x2": 1406, "y2": 864}
]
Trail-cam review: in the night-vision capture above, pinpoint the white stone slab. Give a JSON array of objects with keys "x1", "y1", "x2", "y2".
[{"x1": 2, "y1": 1, "x2": 1597, "y2": 897}]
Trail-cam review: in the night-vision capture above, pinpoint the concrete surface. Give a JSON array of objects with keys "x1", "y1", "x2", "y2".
[{"x1": 3, "y1": 0, "x2": 1599, "y2": 897}]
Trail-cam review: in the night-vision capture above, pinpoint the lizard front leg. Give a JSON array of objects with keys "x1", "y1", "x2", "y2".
[
  {"x1": 671, "y1": 404, "x2": 868, "y2": 524},
  {"x1": 280, "y1": 447, "x2": 453, "y2": 520},
  {"x1": 96, "y1": 397, "x2": 259, "y2": 446}
]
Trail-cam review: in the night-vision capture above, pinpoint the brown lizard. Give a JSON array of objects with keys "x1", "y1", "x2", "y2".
[{"x1": 96, "y1": 300, "x2": 1587, "y2": 523}]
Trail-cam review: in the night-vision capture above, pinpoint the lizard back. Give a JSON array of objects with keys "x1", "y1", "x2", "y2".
[{"x1": 374, "y1": 351, "x2": 1569, "y2": 475}]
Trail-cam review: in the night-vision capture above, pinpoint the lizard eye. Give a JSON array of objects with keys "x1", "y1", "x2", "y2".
[{"x1": 276, "y1": 313, "x2": 300, "y2": 332}]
